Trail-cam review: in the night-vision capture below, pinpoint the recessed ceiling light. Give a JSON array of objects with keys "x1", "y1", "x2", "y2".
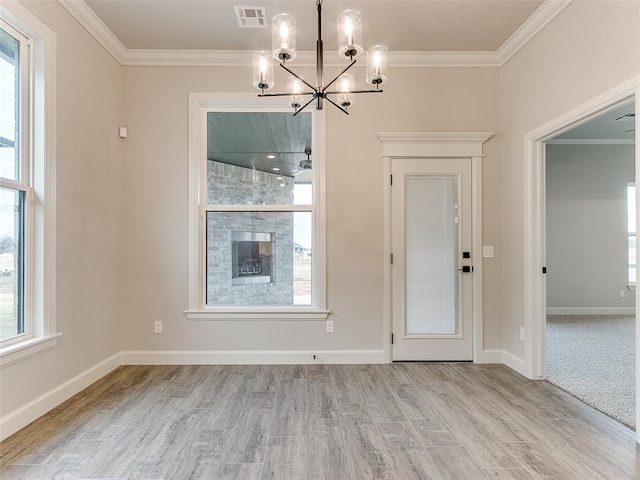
[
  {"x1": 280, "y1": 183, "x2": 286, "y2": 187},
  {"x1": 272, "y1": 167, "x2": 280, "y2": 171},
  {"x1": 277, "y1": 176, "x2": 283, "y2": 180},
  {"x1": 613, "y1": 113, "x2": 635, "y2": 122},
  {"x1": 267, "y1": 154, "x2": 276, "y2": 159}
]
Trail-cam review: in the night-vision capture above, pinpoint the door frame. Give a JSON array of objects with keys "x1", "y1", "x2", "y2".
[
  {"x1": 523, "y1": 77, "x2": 639, "y2": 385},
  {"x1": 379, "y1": 133, "x2": 492, "y2": 363}
]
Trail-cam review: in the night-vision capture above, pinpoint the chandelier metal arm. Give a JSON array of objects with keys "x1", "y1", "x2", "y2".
[
  {"x1": 279, "y1": 62, "x2": 318, "y2": 93},
  {"x1": 293, "y1": 95, "x2": 318, "y2": 117},
  {"x1": 323, "y1": 95, "x2": 350, "y2": 115},
  {"x1": 258, "y1": 91, "x2": 314, "y2": 98},
  {"x1": 321, "y1": 59, "x2": 356, "y2": 93},
  {"x1": 324, "y1": 89, "x2": 384, "y2": 95}
]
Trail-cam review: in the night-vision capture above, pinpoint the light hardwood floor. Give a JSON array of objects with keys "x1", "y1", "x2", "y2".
[{"x1": 0, "y1": 363, "x2": 638, "y2": 479}]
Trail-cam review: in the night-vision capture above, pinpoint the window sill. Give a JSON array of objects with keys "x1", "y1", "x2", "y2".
[
  {"x1": 0, "y1": 333, "x2": 62, "y2": 368},
  {"x1": 184, "y1": 308, "x2": 330, "y2": 321}
]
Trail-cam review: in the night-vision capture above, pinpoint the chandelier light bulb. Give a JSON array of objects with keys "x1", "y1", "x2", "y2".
[
  {"x1": 344, "y1": 17, "x2": 353, "y2": 46},
  {"x1": 272, "y1": 13, "x2": 297, "y2": 62},
  {"x1": 366, "y1": 45, "x2": 388, "y2": 87},
  {"x1": 252, "y1": 51, "x2": 274, "y2": 91},
  {"x1": 337, "y1": 74, "x2": 355, "y2": 108},
  {"x1": 337, "y1": 10, "x2": 363, "y2": 59},
  {"x1": 287, "y1": 76, "x2": 303, "y2": 109},
  {"x1": 280, "y1": 23, "x2": 289, "y2": 48},
  {"x1": 372, "y1": 51, "x2": 382, "y2": 80}
]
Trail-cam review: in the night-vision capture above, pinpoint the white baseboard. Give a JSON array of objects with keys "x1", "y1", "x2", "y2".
[
  {"x1": 0, "y1": 347, "x2": 538, "y2": 441},
  {"x1": 0, "y1": 352, "x2": 122, "y2": 441},
  {"x1": 546, "y1": 307, "x2": 636, "y2": 315},
  {"x1": 503, "y1": 350, "x2": 527, "y2": 377},
  {"x1": 121, "y1": 349, "x2": 386, "y2": 365},
  {"x1": 474, "y1": 349, "x2": 504, "y2": 364},
  {"x1": 477, "y1": 349, "x2": 530, "y2": 378}
]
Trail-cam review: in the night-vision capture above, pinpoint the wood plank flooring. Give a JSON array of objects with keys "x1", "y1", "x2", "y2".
[{"x1": 0, "y1": 363, "x2": 638, "y2": 479}]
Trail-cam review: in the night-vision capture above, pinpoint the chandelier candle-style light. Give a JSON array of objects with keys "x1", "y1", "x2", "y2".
[{"x1": 252, "y1": 0, "x2": 388, "y2": 115}]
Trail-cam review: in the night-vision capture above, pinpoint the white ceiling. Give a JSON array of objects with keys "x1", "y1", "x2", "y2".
[
  {"x1": 83, "y1": 0, "x2": 543, "y2": 53},
  {"x1": 552, "y1": 103, "x2": 636, "y2": 143}
]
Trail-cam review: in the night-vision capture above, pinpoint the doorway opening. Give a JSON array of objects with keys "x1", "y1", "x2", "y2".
[
  {"x1": 523, "y1": 78, "x2": 638, "y2": 436},
  {"x1": 545, "y1": 102, "x2": 636, "y2": 428}
]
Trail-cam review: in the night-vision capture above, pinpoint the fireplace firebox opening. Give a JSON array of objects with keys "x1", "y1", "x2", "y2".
[{"x1": 231, "y1": 231, "x2": 274, "y2": 285}]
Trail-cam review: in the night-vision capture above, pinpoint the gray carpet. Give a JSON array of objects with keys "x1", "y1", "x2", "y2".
[{"x1": 546, "y1": 314, "x2": 636, "y2": 429}]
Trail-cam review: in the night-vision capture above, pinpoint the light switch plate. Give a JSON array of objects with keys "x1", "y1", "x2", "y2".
[{"x1": 482, "y1": 246, "x2": 495, "y2": 258}]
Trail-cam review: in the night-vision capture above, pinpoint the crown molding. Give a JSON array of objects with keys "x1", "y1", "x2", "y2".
[
  {"x1": 122, "y1": 49, "x2": 501, "y2": 68},
  {"x1": 496, "y1": 0, "x2": 573, "y2": 66},
  {"x1": 57, "y1": 0, "x2": 127, "y2": 63},
  {"x1": 57, "y1": 0, "x2": 572, "y2": 68}
]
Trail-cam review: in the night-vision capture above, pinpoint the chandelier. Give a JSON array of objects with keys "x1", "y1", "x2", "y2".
[{"x1": 252, "y1": 0, "x2": 388, "y2": 116}]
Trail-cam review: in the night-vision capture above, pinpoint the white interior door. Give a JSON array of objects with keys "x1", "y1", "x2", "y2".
[{"x1": 392, "y1": 157, "x2": 473, "y2": 361}]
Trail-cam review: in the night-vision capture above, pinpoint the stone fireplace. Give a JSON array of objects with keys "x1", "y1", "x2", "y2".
[{"x1": 206, "y1": 161, "x2": 294, "y2": 305}]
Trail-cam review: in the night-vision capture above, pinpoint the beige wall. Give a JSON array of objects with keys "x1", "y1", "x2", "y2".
[
  {"x1": 0, "y1": 1, "x2": 123, "y2": 417},
  {"x1": 500, "y1": 1, "x2": 640, "y2": 358},
  {"x1": 120, "y1": 66, "x2": 503, "y2": 353},
  {"x1": 546, "y1": 145, "x2": 635, "y2": 310}
]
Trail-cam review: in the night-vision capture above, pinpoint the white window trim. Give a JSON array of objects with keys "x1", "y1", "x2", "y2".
[
  {"x1": 628, "y1": 182, "x2": 636, "y2": 287},
  {"x1": 0, "y1": 2, "x2": 58, "y2": 365},
  {"x1": 185, "y1": 93, "x2": 328, "y2": 320}
]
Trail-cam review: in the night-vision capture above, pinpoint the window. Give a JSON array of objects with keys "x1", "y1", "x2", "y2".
[
  {"x1": 0, "y1": 23, "x2": 27, "y2": 343},
  {"x1": 186, "y1": 94, "x2": 327, "y2": 319},
  {"x1": 627, "y1": 183, "x2": 636, "y2": 285},
  {"x1": 0, "y1": 5, "x2": 57, "y2": 366}
]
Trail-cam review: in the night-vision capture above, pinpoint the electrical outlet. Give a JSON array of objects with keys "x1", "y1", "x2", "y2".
[
  {"x1": 620, "y1": 289, "x2": 625, "y2": 298},
  {"x1": 326, "y1": 320, "x2": 334, "y2": 333},
  {"x1": 519, "y1": 327, "x2": 525, "y2": 341},
  {"x1": 154, "y1": 321, "x2": 162, "y2": 334}
]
